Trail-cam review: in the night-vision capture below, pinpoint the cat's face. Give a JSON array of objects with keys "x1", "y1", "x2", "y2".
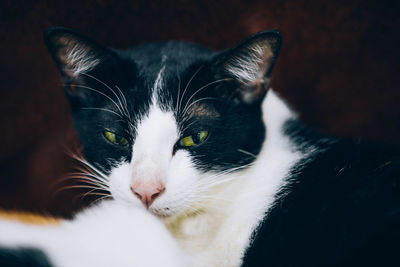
[{"x1": 44, "y1": 28, "x2": 281, "y2": 217}]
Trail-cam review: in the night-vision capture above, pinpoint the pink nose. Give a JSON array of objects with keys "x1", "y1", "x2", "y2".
[{"x1": 130, "y1": 181, "x2": 165, "y2": 208}]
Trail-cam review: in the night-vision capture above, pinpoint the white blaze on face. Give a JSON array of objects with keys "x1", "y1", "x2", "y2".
[
  {"x1": 108, "y1": 104, "x2": 178, "y2": 205},
  {"x1": 131, "y1": 106, "x2": 178, "y2": 185}
]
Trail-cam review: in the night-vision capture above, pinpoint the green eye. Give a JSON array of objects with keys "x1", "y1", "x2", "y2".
[
  {"x1": 199, "y1": 130, "x2": 208, "y2": 142},
  {"x1": 180, "y1": 130, "x2": 209, "y2": 147},
  {"x1": 104, "y1": 131, "x2": 128, "y2": 146},
  {"x1": 181, "y1": 135, "x2": 195, "y2": 147}
]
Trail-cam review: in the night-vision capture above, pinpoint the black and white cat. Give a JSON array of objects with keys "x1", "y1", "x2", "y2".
[{"x1": 0, "y1": 27, "x2": 399, "y2": 267}]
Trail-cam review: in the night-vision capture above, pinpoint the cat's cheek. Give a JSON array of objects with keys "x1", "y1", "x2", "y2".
[
  {"x1": 107, "y1": 162, "x2": 142, "y2": 207},
  {"x1": 151, "y1": 150, "x2": 203, "y2": 215}
]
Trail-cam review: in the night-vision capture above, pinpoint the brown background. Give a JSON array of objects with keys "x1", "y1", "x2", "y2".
[{"x1": 1, "y1": 0, "x2": 399, "y2": 217}]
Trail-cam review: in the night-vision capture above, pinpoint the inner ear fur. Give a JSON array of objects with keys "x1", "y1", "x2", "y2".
[
  {"x1": 44, "y1": 27, "x2": 115, "y2": 80},
  {"x1": 213, "y1": 30, "x2": 282, "y2": 104}
]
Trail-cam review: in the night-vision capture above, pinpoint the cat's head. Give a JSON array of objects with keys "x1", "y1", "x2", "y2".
[{"x1": 44, "y1": 27, "x2": 281, "y2": 217}]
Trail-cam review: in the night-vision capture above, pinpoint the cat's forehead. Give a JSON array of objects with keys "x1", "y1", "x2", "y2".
[
  {"x1": 122, "y1": 42, "x2": 215, "y2": 86},
  {"x1": 116, "y1": 41, "x2": 218, "y2": 114},
  {"x1": 126, "y1": 41, "x2": 215, "y2": 68}
]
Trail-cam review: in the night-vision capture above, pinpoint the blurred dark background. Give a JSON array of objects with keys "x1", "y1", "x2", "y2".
[{"x1": 1, "y1": 0, "x2": 399, "y2": 217}]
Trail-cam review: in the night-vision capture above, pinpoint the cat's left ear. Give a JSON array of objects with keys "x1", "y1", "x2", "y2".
[{"x1": 212, "y1": 30, "x2": 281, "y2": 104}]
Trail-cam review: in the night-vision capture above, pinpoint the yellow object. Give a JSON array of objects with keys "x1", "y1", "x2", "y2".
[
  {"x1": 0, "y1": 210, "x2": 61, "y2": 225},
  {"x1": 180, "y1": 130, "x2": 209, "y2": 147},
  {"x1": 181, "y1": 135, "x2": 195, "y2": 147},
  {"x1": 199, "y1": 130, "x2": 208, "y2": 142},
  {"x1": 104, "y1": 131, "x2": 128, "y2": 145}
]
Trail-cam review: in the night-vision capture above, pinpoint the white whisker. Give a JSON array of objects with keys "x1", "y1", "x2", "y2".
[
  {"x1": 55, "y1": 184, "x2": 107, "y2": 194},
  {"x1": 182, "y1": 97, "x2": 218, "y2": 116},
  {"x1": 178, "y1": 65, "x2": 204, "y2": 114},
  {"x1": 62, "y1": 174, "x2": 109, "y2": 188},
  {"x1": 180, "y1": 120, "x2": 199, "y2": 134},
  {"x1": 181, "y1": 78, "x2": 231, "y2": 115},
  {"x1": 175, "y1": 71, "x2": 181, "y2": 114},
  {"x1": 80, "y1": 73, "x2": 128, "y2": 118},
  {"x1": 237, "y1": 149, "x2": 257, "y2": 158},
  {"x1": 79, "y1": 107, "x2": 123, "y2": 118},
  {"x1": 196, "y1": 162, "x2": 253, "y2": 192},
  {"x1": 115, "y1": 85, "x2": 131, "y2": 120},
  {"x1": 64, "y1": 84, "x2": 125, "y2": 117}
]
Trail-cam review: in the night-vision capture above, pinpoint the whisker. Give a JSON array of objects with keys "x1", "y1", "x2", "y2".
[
  {"x1": 182, "y1": 97, "x2": 218, "y2": 116},
  {"x1": 80, "y1": 73, "x2": 128, "y2": 118},
  {"x1": 175, "y1": 70, "x2": 182, "y2": 115},
  {"x1": 181, "y1": 78, "x2": 231, "y2": 115},
  {"x1": 178, "y1": 65, "x2": 204, "y2": 114},
  {"x1": 79, "y1": 107, "x2": 123, "y2": 118},
  {"x1": 115, "y1": 85, "x2": 131, "y2": 120},
  {"x1": 74, "y1": 188, "x2": 110, "y2": 202},
  {"x1": 237, "y1": 149, "x2": 257, "y2": 158},
  {"x1": 71, "y1": 170, "x2": 109, "y2": 188},
  {"x1": 196, "y1": 162, "x2": 253, "y2": 192},
  {"x1": 51, "y1": 173, "x2": 108, "y2": 192},
  {"x1": 194, "y1": 195, "x2": 233, "y2": 203},
  {"x1": 89, "y1": 195, "x2": 113, "y2": 206},
  {"x1": 63, "y1": 84, "x2": 125, "y2": 117},
  {"x1": 180, "y1": 120, "x2": 199, "y2": 134},
  {"x1": 79, "y1": 189, "x2": 110, "y2": 199},
  {"x1": 60, "y1": 175, "x2": 109, "y2": 188},
  {"x1": 72, "y1": 168, "x2": 109, "y2": 185},
  {"x1": 69, "y1": 154, "x2": 109, "y2": 180},
  {"x1": 55, "y1": 184, "x2": 106, "y2": 194}
]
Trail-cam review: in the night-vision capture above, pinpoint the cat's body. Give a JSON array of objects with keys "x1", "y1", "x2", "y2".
[
  {"x1": 245, "y1": 124, "x2": 400, "y2": 266},
  {"x1": 0, "y1": 28, "x2": 399, "y2": 266}
]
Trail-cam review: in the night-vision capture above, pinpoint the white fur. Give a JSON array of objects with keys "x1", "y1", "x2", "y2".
[
  {"x1": 153, "y1": 63, "x2": 166, "y2": 92},
  {"x1": 225, "y1": 42, "x2": 272, "y2": 83},
  {"x1": 0, "y1": 200, "x2": 188, "y2": 267},
  {"x1": 65, "y1": 44, "x2": 100, "y2": 76}
]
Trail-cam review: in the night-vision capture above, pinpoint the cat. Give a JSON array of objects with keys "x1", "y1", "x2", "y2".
[{"x1": 1, "y1": 27, "x2": 399, "y2": 267}]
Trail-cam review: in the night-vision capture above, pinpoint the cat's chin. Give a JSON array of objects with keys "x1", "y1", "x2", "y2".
[
  {"x1": 149, "y1": 208, "x2": 173, "y2": 218},
  {"x1": 151, "y1": 207, "x2": 204, "y2": 225}
]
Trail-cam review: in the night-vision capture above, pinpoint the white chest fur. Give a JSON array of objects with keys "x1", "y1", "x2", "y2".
[{"x1": 166, "y1": 91, "x2": 302, "y2": 266}]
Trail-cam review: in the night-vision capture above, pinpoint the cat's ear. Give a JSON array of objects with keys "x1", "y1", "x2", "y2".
[
  {"x1": 44, "y1": 27, "x2": 116, "y2": 80},
  {"x1": 212, "y1": 30, "x2": 281, "y2": 104},
  {"x1": 44, "y1": 27, "x2": 120, "y2": 106}
]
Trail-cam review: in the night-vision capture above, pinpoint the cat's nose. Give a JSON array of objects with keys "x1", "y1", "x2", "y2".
[{"x1": 130, "y1": 181, "x2": 165, "y2": 208}]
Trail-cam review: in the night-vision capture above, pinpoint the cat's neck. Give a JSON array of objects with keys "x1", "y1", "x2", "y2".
[{"x1": 166, "y1": 90, "x2": 305, "y2": 266}]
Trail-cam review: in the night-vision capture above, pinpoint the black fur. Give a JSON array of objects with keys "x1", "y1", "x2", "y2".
[
  {"x1": 0, "y1": 247, "x2": 53, "y2": 267},
  {"x1": 243, "y1": 120, "x2": 400, "y2": 266}
]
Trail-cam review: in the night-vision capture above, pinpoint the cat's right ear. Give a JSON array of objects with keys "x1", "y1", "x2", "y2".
[
  {"x1": 44, "y1": 27, "x2": 118, "y2": 104},
  {"x1": 44, "y1": 27, "x2": 116, "y2": 80}
]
